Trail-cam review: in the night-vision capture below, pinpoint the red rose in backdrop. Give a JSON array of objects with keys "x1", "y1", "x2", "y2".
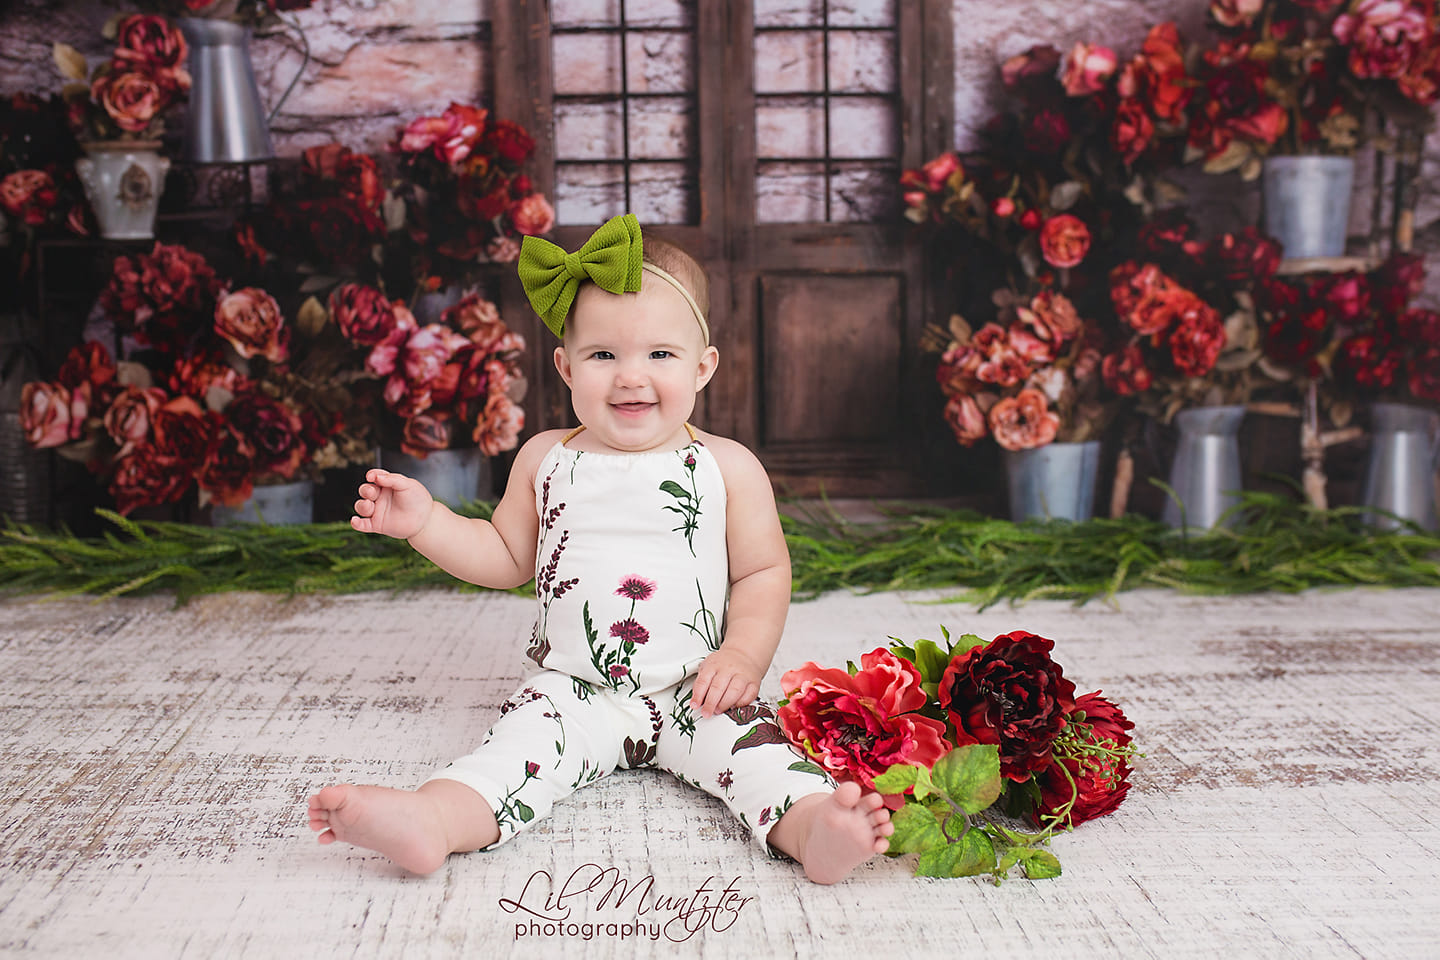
[
  {"x1": 111, "y1": 14, "x2": 191, "y2": 97},
  {"x1": 223, "y1": 390, "x2": 305, "y2": 479},
  {"x1": 91, "y1": 72, "x2": 164, "y2": 134},
  {"x1": 779, "y1": 648, "x2": 950, "y2": 792},
  {"x1": 0, "y1": 170, "x2": 58, "y2": 225},
  {"x1": 988, "y1": 387, "x2": 1060, "y2": 450},
  {"x1": 1039, "y1": 214, "x2": 1091, "y2": 268},
  {"x1": 19, "y1": 381, "x2": 75, "y2": 448},
  {"x1": 108, "y1": 447, "x2": 191, "y2": 516},
  {"x1": 103, "y1": 385, "x2": 165, "y2": 455},
  {"x1": 938, "y1": 630, "x2": 1077, "y2": 782}
]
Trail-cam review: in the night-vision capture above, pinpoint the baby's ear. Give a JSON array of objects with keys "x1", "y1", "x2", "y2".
[
  {"x1": 694, "y1": 345, "x2": 719, "y2": 391},
  {"x1": 554, "y1": 344, "x2": 574, "y2": 386}
]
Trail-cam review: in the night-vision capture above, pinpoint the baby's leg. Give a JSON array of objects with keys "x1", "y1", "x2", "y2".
[
  {"x1": 308, "y1": 671, "x2": 617, "y2": 873},
  {"x1": 306, "y1": 779, "x2": 498, "y2": 875},
  {"x1": 656, "y1": 690, "x2": 891, "y2": 884}
]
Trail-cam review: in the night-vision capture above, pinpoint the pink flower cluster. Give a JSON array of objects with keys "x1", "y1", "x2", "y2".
[
  {"x1": 67, "y1": 15, "x2": 190, "y2": 141},
  {"x1": 935, "y1": 290, "x2": 1097, "y2": 451},
  {"x1": 394, "y1": 103, "x2": 555, "y2": 281},
  {"x1": 331, "y1": 284, "x2": 527, "y2": 457}
]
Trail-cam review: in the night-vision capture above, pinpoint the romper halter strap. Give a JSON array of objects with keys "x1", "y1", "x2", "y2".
[{"x1": 559, "y1": 423, "x2": 698, "y2": 446}]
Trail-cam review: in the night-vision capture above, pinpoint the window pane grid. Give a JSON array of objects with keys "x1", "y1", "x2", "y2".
[
  {"x1": 552, "y1": 1, "x2": 698, "y2": 224},
  {"x1": 753, "y1": 1, "x2": 899, "y2": 223}
]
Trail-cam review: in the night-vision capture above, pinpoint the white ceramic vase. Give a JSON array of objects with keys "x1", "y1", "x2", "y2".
[{"x1": 74, "y1": 141, "x2": 169, "y2": 240}]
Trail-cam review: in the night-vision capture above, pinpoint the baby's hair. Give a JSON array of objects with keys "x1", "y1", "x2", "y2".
[{"x1": 643, "y1": 234, "x2": 710, "y2": 326}]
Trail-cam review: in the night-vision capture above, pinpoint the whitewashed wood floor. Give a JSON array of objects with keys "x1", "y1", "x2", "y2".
[{"x1": 2, "y1": 585, "x2": 1438, "y2": 959}]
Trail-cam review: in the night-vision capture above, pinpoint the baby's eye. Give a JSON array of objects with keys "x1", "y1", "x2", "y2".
[
  {"x1": 649, "y1": 350, "x2": 672, "y2": 360},
  {"x1": 591, "y1": 350, "x2": 615, "y2": 360}
]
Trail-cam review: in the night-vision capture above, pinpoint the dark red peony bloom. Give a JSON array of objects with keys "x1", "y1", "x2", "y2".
[
  {"x1": 108, "y1": 445, "x2": 192, "y2": 515},
  {"x1": 1408, "y1": 347, "x2": 1440, "y2": 403},
  {"x1": 330, "y1": 283, "x2": 400, "y2": 346},
  {"x1": 1208, "y1": 227, "x2": 1282, "y2": 285},
  {"x1": 938, "y1": 631, "x2": 1077, "y2": 782},
  {"x1": 55, "y1": 340, "x2": 116, "y2": 393},
  {"x1": 609, "y1": 618, "x2": 651, "y2": 645},
  {"x1": 198, "y1": 419, "x2": 256, "y2": 508},
  {"x1": 224, "y1": 391, "x2": 305, "y2": 479},
  {"x1": 1033, "y1": 691, "x2": 1135, "y2": 828},
  {"x1": 1168, "y1": 298, "x2": 1227, "y2": 377}
]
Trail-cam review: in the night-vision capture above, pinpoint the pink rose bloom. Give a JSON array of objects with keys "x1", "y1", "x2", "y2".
[
  {"x1": 1334, "y1": 0, "x2": 1430, "y2": 80},
  {"x1": 1062, "y1": 42, "x2": 1117, "y2": 95},
  {"x1": 20, "y1": 382, "x2": 73, "y2": 449},
  {"x1": 402, "y1": 324, "x2": 468, "y2": 386},
  {"x1": 474, "y1": 392, "x2": 525, "y2": 455},
  {"x1": 93, "y1": 71, "x2": 165, "y2": 134},
  {"x1": 991, "y1": 196, "x2": 1015, "y2": 218},
  {"x1": 987, "y1": 387, "x2": 1060, "y2": 451},
  {"x1": 485, "y1": 235, "x2": 522, "y2": 262},
  {"x1": 778, "y1": 648, "x2": 950, "y2": 792},
  {"x1": 1018, "y1": 290, "x2": 1083, "y2": 347},
  {"x1": 383, "y1": 372, "x2": 429, "y2": 418},
  {"x1": 921, "y1": 151, "x2": 960, "y2": 192},
  {"x1": 401, "y1": 411, "x2": 455, "y2": 456},
  {"x1": 508, "y1": 193, "x2": 555, "y2": 236},
  {"x1": 1039, "y1": 214, "x2": 1091, "y2": 269},
  {"x1": 399, "y1": 114, "x2": 461, "y2": 156},
  {"x1": 104, "y1": 385, "x2": 166, "y2": 455},
  {"x1": 214, "y1": 287, "x2": 288, "y2": 362},
  {"x1": 1007, "y1": 322, "x2": 1055, "y2": 365},
  {"x1": 972, "y1": 323, "x2": 1031, "y2": 387},
  {"x1": 943, "y1": 394, "x2": 989, "y2": 447}
]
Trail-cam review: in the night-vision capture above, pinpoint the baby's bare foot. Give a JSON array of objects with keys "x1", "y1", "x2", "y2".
[
  {"x1": 307, "y1": 784, "x2": 451, "y2": 875},
  {"x1": 791, "y1": 781, "x2": 893, "y2": 884}
]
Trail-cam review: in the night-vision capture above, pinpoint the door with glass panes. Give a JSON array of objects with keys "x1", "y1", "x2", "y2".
[{"x1": 491, "y1": 0, "x2": 954, "y2": 496}]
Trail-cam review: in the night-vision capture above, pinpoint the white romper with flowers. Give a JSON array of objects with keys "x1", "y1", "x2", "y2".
[{"x1": 426, "y1": 425, "x2": 835, "y2": 851}]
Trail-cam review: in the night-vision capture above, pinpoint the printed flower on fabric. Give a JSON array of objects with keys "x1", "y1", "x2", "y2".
[
  {"x1": 938, "y1": 630, "x2": 1077, "y2": 782},
  {"x1": 778, "y1": 648, "x2": 949, "y2": 793},
  {"x1": 614, "y1": 576, "x2": 657, "y2": 602},
  {"x1": 608, "y1": 619, "x2": 650, "y2": 646}
]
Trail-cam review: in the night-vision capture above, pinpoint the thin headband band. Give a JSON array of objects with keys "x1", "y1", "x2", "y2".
[{"x1": 643, "y1": 262, "x2": 710, "y2": 345}]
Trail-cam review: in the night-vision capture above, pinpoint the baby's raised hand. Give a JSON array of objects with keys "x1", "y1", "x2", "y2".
[
  {"x1": 351, "y1": 469, "x2": 434, "y2": 539},
  {"x1": 690, "y1": 647, "x2": 765, "y2": 718}
]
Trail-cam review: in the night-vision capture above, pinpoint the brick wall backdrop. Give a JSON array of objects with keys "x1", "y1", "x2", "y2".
[{"x1": 2, "y1": 0, "x2": 1437, "y2": 293}]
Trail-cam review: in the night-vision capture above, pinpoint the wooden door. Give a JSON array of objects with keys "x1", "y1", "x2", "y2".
[{"x1": 492, "y1": 0, "x2": 954, "y2": 497}]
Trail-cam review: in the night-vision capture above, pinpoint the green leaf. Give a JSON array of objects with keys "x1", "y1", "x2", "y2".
[
  {"x1": 514, "y1": 800, "x2": 535, "y2": 822},
  {"x1": 871, "y1": 764, "x2": 920, "y2": 795},
  {"x1": 786, "y1": 760, "x2": 826, "y2": 777},
  {"x1": 887, "y1": 803, "x2": 945, "y2": 855},
  {"x1": 931, "y1": 744, "x2": 1002, "y2": 814},
  {"x1": 951, "y1": 633, "x2": 987, "y2": 656},
  {"x1": 1019, "y1": 848, "x2": 1062, "y2": 880},
  {"x1": 914, "y1": 830, "x2": 994, "y2": 878},
  {"x1": 912, "y1": 638, "x2": 951, "y2": 683},
  {"x1": 658, "y1": 480, "x2": 692, "y2": 500}
]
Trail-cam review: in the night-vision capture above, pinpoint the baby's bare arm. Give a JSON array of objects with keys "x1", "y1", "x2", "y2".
[
  {"x1": 395, "y1": 431, "x2": 557, "y2": 589},
  {"x1": 691, "y1": 435, "x2": 791, "y2": 715}
]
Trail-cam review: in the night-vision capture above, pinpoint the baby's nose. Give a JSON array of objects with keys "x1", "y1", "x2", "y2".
[{"x1": 614, "y1": 357, "x2": 648, "y2": 386}]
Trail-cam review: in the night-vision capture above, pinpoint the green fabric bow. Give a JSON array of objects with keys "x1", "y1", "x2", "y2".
[{"x1": 518, "y1": 213, "x2": 644, "y2": 338}]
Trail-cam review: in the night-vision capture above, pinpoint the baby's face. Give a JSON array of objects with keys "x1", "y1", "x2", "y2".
[{"x1": 555, "y1": 279, "x2": 718, "y2": 453}]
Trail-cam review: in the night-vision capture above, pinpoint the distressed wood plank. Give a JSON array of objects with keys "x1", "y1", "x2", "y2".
[{"x1": 1, "y1": 587, "x2": 1438, "y2": 957}]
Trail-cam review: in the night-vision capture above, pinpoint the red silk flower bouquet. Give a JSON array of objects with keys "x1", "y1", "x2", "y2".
[{"x1": 779, "y1": 628, "x2": 1137, "y2": 881}]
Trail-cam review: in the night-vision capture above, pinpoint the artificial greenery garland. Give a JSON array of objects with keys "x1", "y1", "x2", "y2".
[{"x1": 1, "y1": 492, "x2": 1437, "y2": 607}]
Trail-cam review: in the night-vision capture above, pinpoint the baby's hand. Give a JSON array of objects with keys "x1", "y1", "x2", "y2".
[
  {"x1": 351, "y1": 469, "x2": 434, "y2": 540},
  {"x1": 690, "y1": 647, "x2": 764, "y2": 718}
]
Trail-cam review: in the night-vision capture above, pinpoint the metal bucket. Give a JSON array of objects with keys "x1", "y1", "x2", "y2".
[
  {"x1": 179, "y1": 18, "x2": 275, "y2": 163},
  {"x1": 211, "y1": 479, "x2": 314, "y2": 526},
  {"x1": 1361, "y1": 402, "x2": 1439, "y2": 532},
  {"x1": 380, "y1": 446, "x2": 490, "y2": 508},
  {"x1": 1002, "y1": 440, "x2": 1101, "y2": 522},
  {"x1": 1262, "y1": 155, "x2": 1354, "y2": 259},
  {"x1": 1162, "y1": 405, "x2": 1246, "y2": 530}
]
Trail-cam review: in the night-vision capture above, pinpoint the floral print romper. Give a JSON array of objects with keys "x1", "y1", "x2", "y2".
[{"x1": 426, "y1": 426, "x2": 834, "y2": 852}]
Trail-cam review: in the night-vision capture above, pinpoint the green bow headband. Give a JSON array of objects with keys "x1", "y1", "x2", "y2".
[{"x1": 518, "y1": 213, "x2": 643, "y2": 339}]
